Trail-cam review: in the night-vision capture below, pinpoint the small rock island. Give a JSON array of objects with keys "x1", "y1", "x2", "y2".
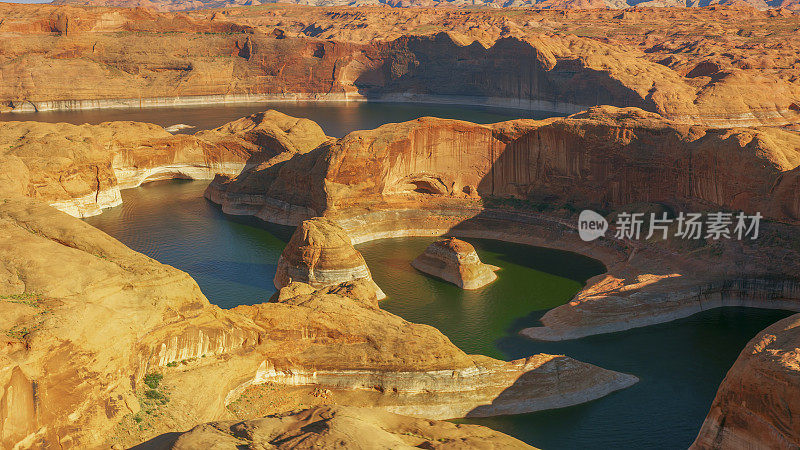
[{"x1": 412, "y1": 237, "x2": 499, "y2": 289}]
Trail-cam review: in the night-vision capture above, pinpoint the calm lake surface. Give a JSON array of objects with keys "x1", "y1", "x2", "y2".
[
  {"x1": 0, "y1": 101, "x2": 550, "y2": 137},
  {"x1": 81, "y1": 103, "x2": 793, "y2": 449}
]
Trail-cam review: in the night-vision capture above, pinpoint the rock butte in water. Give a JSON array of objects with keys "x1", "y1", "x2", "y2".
[
  {"x1": 412, "y1": 237, "x2": 499, "y2": 289},
  {"x1": 274, "y1": 218, "x2": 386, "y2": 300}
]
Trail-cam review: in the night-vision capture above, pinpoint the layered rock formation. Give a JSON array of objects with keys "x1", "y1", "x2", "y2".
[
  {"x1": 692, "y1": 314, "x2": 800, "y2": 449},
  {"x1": 170, "y1": 406, "x2": 536, "y2": 449},
  {"x1": 274, "y1": 218, "x2": 386, "y2": 300},
  {"x1": 0, "y1": 89, "x2": 796, "y2": 449},
  {"x1": 0, "y1": 196, "x2": 266, "y2": 449},
  {"x1": 0, "y1": 193, "x2": 637, "y2": 448},
  {"x1": 235, "y1": 279, "x2": 638, "y2": 420},
  {"x1": 208, "y1": 107, "x2": 800, "y2": 339},
  {"x1": 208, "y1": 107, "x2": 800, "y2": 225},
  {"x1": 1, "y1": 4, "x2": 800, "y2": 126},
  {"x1": 0, "y1": 110, "x2": 328, "y2": 217},
  {"x1": 412, "y1": 237, "x2": 498, "y2": 289}
]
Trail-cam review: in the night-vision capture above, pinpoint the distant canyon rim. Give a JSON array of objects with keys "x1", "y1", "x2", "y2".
[
  {"x1": 2, "y1": 3, "x2": 800, "y2": 128},
  {"x1": 1, "y1": 2, "x2": 800, "y2": 449}
]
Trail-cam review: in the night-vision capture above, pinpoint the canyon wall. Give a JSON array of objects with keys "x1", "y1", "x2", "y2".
[
  {"x1": 0, "y1": 195, "x2": 639, "y2": 448},
  {"x1": 2, "y1": 4, "x2": 800, "y2": 126},
  {"x1": 206, "y1": 108, "x2": 800, "y2": 338},
  {"x1": 204, "y1": 109, "x2": 800, "y2": 450},
  {"x1": 208, "y1": 107, "x2": 800, "y2": 224},
  {"x1": 0, "y1": 196, "x2": 267, "y2": 448}
]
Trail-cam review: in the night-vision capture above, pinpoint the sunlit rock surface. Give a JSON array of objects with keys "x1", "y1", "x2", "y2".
[
  {"x1": 692, "y1": 314, "x2": 800, "y2": 449},
  {"x1": 412, "y1": 237, "x2": 499, "y2": 289},
  {"x1": 274, "y1": 218, "x2": 386, "y2": 300},
  {"x1": 169, "y1": 406, "x2": 537, "y2": 450}
]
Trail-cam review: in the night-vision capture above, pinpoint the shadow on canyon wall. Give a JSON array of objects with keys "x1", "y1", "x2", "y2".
[{"x1": 352, "y1": 34, "x2": 658, "y2": 113}]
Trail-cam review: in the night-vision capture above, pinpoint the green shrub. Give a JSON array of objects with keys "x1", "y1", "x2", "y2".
[
  {"x1": 143, "y1": 373, "x2": 163, "y2": 389},
  {"x1": 144, "y1": 389, "x2": 165, "y2": 400}
]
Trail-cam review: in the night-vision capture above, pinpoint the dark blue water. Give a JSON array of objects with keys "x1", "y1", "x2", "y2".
[{"x1": 0, "y1": 101, "x2": 551, "y2": 138}]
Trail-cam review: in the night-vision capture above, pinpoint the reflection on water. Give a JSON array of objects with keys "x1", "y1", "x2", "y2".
[
  {"x1": 84, "y1": 181, "x2": 792, "y2": 449},
  {"x1": 0, "y1": 101, "x2": 553, "y2": 138}
]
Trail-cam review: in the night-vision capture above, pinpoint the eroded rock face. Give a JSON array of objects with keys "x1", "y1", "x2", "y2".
[
  {"x1": 208, "y1": 107, "x2": 800, "y2": 347},
  {"x1": 0, "y1": 110, "x2": 327, "y2": 218},
  {"x1": 209, "y1": 107, "x2": 800, "y2": 224},
  {"x1": 692, "y1": 314, "x2": 800, "y2": 449},
  {"x1": 170, "y1": 406, "x2": 537, "y2": 450},
  {"x1": 203, "y1": 110, "x2": 800, "y2": 450},
  {"x1": 236, "y1": 280, "x2": 638, "y2": 420},
  {"x1": 0, "y1": 196, "x2": 265, "y2": 449},
  {"x1": 274, "y1": 218, "x2": 386, "y2": 300},
  {"x1": 412, "y1": 237, "x2": 498, "y2": 289}
]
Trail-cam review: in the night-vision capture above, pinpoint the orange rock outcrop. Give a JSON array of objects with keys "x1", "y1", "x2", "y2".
[
  {"x1": 0, "y1": 110, "x2": 328, "y2": 217},
  {"x1": 208, "y1": 107, "x2": 800, "y2": 224},
  {"x1": 692, "y1": 315, "x2": 800, "y2": 449}
]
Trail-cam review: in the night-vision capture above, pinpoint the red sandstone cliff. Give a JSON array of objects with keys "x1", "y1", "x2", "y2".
[
  {"x1": 208, "y1": 107, "x2": 800, "y2": 224},
  {"x1": 0, "y1": 110, "x2": 329, "y2": 217}
]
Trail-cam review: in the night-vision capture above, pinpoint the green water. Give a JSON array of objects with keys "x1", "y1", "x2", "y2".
[
  {"x1": 358, "y1": 237, "x2": 604, "y2": 359},
  {"x1": 84, "y1": 180, "x2": 794, "y2": 449}
]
